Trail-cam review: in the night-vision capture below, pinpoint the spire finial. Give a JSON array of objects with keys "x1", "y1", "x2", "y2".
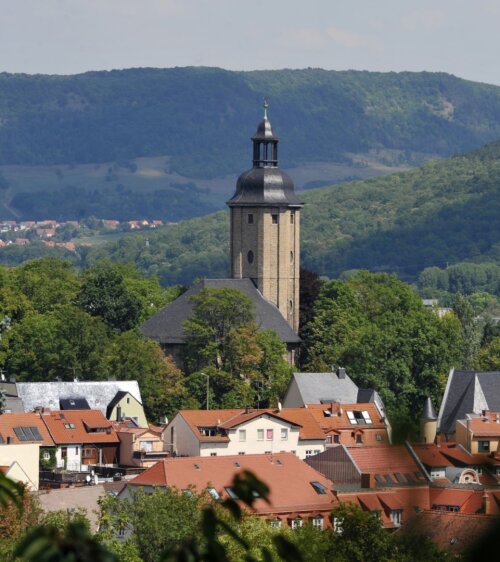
[{"x1": 263, "y1": 98, "x2": 269, "y2": 120}]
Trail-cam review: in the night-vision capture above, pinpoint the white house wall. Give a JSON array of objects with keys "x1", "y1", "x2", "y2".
[{"x1": 55, "y1": 445, "x2": 85, "y2": 472}]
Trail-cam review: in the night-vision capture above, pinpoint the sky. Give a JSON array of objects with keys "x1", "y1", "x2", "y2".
[{"x1": 1, "y1": 0, "x2": 500, "y2": 85}]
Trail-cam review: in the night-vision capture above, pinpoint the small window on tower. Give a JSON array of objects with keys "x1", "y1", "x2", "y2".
[
  {"x1": 290, "y1": 251, "x2": 294, "y2": 263},
  {"x1": 290, "y1": 213, "x2": 295, "y2": 224},
  {"x1": 247, "y1": 214, "x2": 254, "y2": 224},
  {"x1": 272, "y1": 214, "x2": 278, "y2": 224},
  {"x1": 247, "y1": 250, "x2": 254, "y2": 264},
  {"x1": 289, "y1": 300, "x2": 293, "y2": 312}
]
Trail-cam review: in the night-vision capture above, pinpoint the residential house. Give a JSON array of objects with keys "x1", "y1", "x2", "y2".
[
  {"x1": 305, "y1": 444, "x2": 429, "y2": 489},
  {"x1": 40, "y1": 410, "x2": 119, "y2": 471},
  {"x1": 282, "y1": 370, "x2": 389, "y2": 422},
  {"x1": 14, "y1": 238, "x2": 30, "y2": 245},
  {"x1": 456, "y1": 410, "x2": 500, "y2": 456},
  {"x1": 142, "y1": 278, "x2": 301, "y2": 367},
  {"x1": 166, "y1": 407, "x2": 325, "y2": 460},
  {"x1": 106, "y1": 391, "x2": 147, "y2": 427},
  {"x1": 16, "y1": 380, "x2": 146, "y2": 424},
  {"x1": 0, "y1": 412, "x2": 55, "y2": 484},
  {"x1": 117, "y1": 422, "x2": 169, "y2": 468},
  {"x1": 121, "y1": 453, "x2": 337, "y2": 529},
  {"x1": 306, "y1": 402, "x2": 390, "y2": 446},
  {"x1": 437, "y1": 369, "x2": 500, "y2": 439},
  {"x1": 410, "y1": 442, "x2": 500, "y2": 485},
  {"x1": 0, "y1": 443, "x2": 40, "y2": 491}
]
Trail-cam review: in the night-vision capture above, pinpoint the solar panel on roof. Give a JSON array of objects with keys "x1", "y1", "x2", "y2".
[
  {"x1": 404, "y1": 473, "x2": 415, "y2": 483},
  {"x1": 14, "y1": 427, "x2": 27, "y2": 441},
  {"x1": 375, "y1": 474, "x2": 384, "y2": 484},
  {"x1": 394, "y1": 472, "x2": 406, "y2": 483},
  {"x1": 384, "y1": 475, "x2": 394, "y2": 485},
  {"x1": 30, "y1": 427, "x2": 42, "y2": 440}
]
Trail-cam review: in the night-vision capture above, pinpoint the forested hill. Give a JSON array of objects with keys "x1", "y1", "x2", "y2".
[
  {"x1": 1, "y1": 68, "x2": 500, "y2": 177},
  {"x1": 78, "y1": 139, "x2": 500, "y2": 284}
]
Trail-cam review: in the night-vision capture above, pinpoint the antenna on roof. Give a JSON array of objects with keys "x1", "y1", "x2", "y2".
[{"x1": 263, "y1": 98, "x2": 269, "y2": 120}]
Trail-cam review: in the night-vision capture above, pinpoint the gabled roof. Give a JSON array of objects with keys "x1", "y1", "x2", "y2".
[
  {"x1": 411, "y1": 443, "x2": 477, "y2": 468},
  {"x1": 285, "y1": 372, "x2": 359, "y2": 406},
  {"x1": 126, "y1": 453, "x2": 336, "y2": 515},
  {"x1": 141, "y1": 279, "x2": 300, "y2": 345},
  {"x1": 16, "y1": 381, "x2": 143, "y2": 417},
  {"x1": 437, "y1": 369, "x2": 500, "y2": 434},
  {"x1": 306, "y1": 445, "x2": 427, "y2": 486},
  {"x1": 176, "y1": 408, "x2": 325, "y2": 442},
  {"x1": 41, "y1": 410, "x2": 119, "y2": 445},
  {"x1": 0, "y1": 412, "x2": 54, "y2": 446},
  {"x1": 106, "y1": 391, "x2": 141, "y2": 418}
]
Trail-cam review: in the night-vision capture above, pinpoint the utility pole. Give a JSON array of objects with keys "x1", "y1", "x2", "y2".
[{"x1": 202, "y1": 373, "x2": 210, "y2": 410}]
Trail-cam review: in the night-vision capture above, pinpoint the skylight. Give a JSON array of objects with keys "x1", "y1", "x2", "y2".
[
  {"x1": 225, "y1": 487, "x2": 239, "y2": 500},
  {"x1": 346, "y1": 410, "x2": 373, "y2": 425},
  {"x1": 310, "y1": 481, "x2": 327, "y2": 495},
  {"x1": 208, "y1": 488, "x2": 220, "y2": 501}
]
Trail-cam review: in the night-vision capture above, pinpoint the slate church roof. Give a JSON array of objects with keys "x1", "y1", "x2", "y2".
[
  {"x1": 437, "y1": 369, "x2": 500, "y2": 435},
  {"x1": 141, "y1": 278, "x2": 300, "y2": 345}
]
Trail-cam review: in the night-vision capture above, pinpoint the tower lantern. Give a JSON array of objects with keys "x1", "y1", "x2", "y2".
[{"x1": 227, "y1": 101, "x2": 303, "y2": 333}]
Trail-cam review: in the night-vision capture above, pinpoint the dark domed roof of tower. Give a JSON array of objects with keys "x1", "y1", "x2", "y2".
[
  {"x1": 227, "y1": 100, "x2": 303, "y2": 208},
  {"x1": 228, "y1": 167, "x2": 302, "y2": 207}
]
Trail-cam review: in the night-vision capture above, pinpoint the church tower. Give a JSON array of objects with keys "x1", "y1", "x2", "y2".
[{"x1": 227, "y1": 101, "x2": 303, "y2": 333}]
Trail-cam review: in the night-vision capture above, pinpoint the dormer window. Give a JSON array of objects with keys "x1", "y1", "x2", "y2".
[{"x1": 199, "y1": 427, "x2": 217, "y2": 437}]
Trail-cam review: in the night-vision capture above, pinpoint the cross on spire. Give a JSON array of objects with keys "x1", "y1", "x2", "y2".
[{"x1": 263, "y1": 98, "x2": 269, "y2": 120}]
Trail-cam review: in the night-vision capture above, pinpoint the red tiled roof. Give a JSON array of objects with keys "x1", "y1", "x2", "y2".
[
  {"x1": 430, "y1": 488, "x2": 474, "y2": 508},
  {"x1": 412, "y1": 443, "x2": 475, "y2": 467},
  {"x1": 0, "y1": 412, "x2": 54, "y2": 446},
  {"x1": 377, "y1": 492, "x2": 404, "y2": 510},
  {"x1": 178, "y1": 408, "x2": 325, "y2": 442},
  {"x1": 402, "y1": 511, "x2": 499, "y2": 555},
  {"x1": 307, "y1": 403, "x2": 386, "y2": 431},
  {"x1": 347, "y1": 445, "x2": 420, "y2": 475},
  {"x1": 41, "y1": 410, "x2": 119, "y2": 444},
  {"x1": 127, "y1": 453, "x2": 337, "y2": 515}
]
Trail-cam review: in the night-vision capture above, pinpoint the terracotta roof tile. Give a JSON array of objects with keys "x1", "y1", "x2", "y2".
[
  {"x1": 41, "y1": 410, "x2": 119, "y2": 444},
  {"x1": 126, "y1": 453, "x2": 336, "y2": 515},
  {"x1": 347, "y1": 445, "x2": 421, "y2": 475},
  {"x1": 0, "y1": 412, "x2": 54, "y2": 446}
]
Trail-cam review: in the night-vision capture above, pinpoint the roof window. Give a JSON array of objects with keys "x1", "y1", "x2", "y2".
[
  {"x1": 346, "y1": 410, "x2": 373, "y2": 425},
  {"x1": 64, "y1": 423, "x2": 76, "y2": 430},
  {"x1": 310, "y1": 481, "x2": 327, "y2": 495},
  {"x1": 208, "y1": 488, "x2": 220, "y2": 501}
]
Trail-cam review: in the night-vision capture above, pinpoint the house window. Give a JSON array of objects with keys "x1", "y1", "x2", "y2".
[
  {"x1": 118, "y1": 528, "x2": 126, "y2": 538},
  {"x1": 82, "y1": 448, "x2": 94, "y2": 458},
  {"x1": 43, "y1": 451, "x2": 51, "y2": 461},
  {"x1": 290, "y1": 251, "x2": 294, "y2": 263},
  {"x1": 281, "y1": 428, "x2": 288, "y2": 441},
  {"x1": 208, "y1": 488, "x2": 220, "y2": 501},
  {"x1": 333, "y1": 517, "x2": 343, "y2": 534},
  {"x1": 64, "y1": 423, "x2": 76, "y2": 429},
  {"x1": 271, "y1": 214, "x2": 278, "y2": 224},
  {"x1": 478, "y1": 440, "x2": 490, "y2": 453},
  {"x1": 312, "y1": 516, "x2": 324, "y2": 530},
  {"x1": 210, "y1": 452, "x2": 217, "y2": 456},
  {"x1": 140, "y1": 441, "x2": 154, "y2": 452},
  {"x1": 238, "y1": 452, "x2": 246, "y2": 455},
  {"x1": 247, "y1": 250, "x2": 254, "y2": 264},
  {"x1": 334, "y1": 435, "x2": 340, "y2": 444},
  {"x1": 290, "y1": 518, "x2": 303, "y2": 530},
  {"x1": 257, "y1": 429, "x2": 264, "y2": 441},
  {"x1": 305, "y1": 450, "x2": 313, "y2": 458},
  {"x1": 239, "y1": 430, "x2": 246, "y2": 442},
  {"x1": 290, "y1": 213, "x2": 294, "y2": 224},
  {"x1": 310, "y1": 481, "x2": 327, "y2": 495},
  {"x1": 61, "y1": 447, "x2": 67, "y2": 459},
  {"x1": 270, "y1": 518, "x2": 282, "y2": 528},
  {"x1": 390, "y1": 510, "x2": 402, "y2": 527},
  {"x1": 265, "y1": 451, "x2": 272, "y2": 454},
  {"x1": 126, "y1": 397, "x2": 130, "y2": 404},
  {"x1": 376, "y1": 433, "x2": 383, "y2": 442},
  {"x1": 266, "y1": 429, "x2": 274, "y2": 441},
  {"x1": 356, "y1": 434, "x2": 363, "y2": 444},
  {"x1": 247, "y1": 214, "x2": 254, "y2": 224}
]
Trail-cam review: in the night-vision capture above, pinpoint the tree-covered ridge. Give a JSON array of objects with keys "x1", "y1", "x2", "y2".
[
  {"x1": 0, "y1": 68, "x2": 500, "y2": 177},
  {"x1": 72, "y1": 139, "x2": 500, "y2": 285}
]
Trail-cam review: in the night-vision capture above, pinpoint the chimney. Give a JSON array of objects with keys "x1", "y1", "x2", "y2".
[
  {"x1": 337, "y1": 368, "x2": 346, "y2": 379},
  {"x1": 245, "y1": 405, "x2": 251, "y2": 414},
  {"x1": 361, "y1": 473, "x2": 376, "y2": 489}
]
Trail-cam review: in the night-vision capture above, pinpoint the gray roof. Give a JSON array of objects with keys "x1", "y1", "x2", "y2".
[
  {"x1": 437, "y1": 369, "x2": 500, "y2": 434},
  {"x1": 422, "y1": 397, "x2": 437, "y2": 420},
  {"x1": 141, "y1": 278, "x2": 300, "y2": 345},
  {"x1": 0, "y1": 382, "x2": 24, "y2": 413},
  {"x1": 288, "y1": 372, "x2": 359, "y2": 405},
  {"x1": 16, "y1": 381, "x2": 143, "y2": 417}
]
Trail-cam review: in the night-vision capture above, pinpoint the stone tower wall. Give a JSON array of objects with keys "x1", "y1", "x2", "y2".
[{"x1": 230, "y1": 206, "x2": 300, "y2": 333}]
